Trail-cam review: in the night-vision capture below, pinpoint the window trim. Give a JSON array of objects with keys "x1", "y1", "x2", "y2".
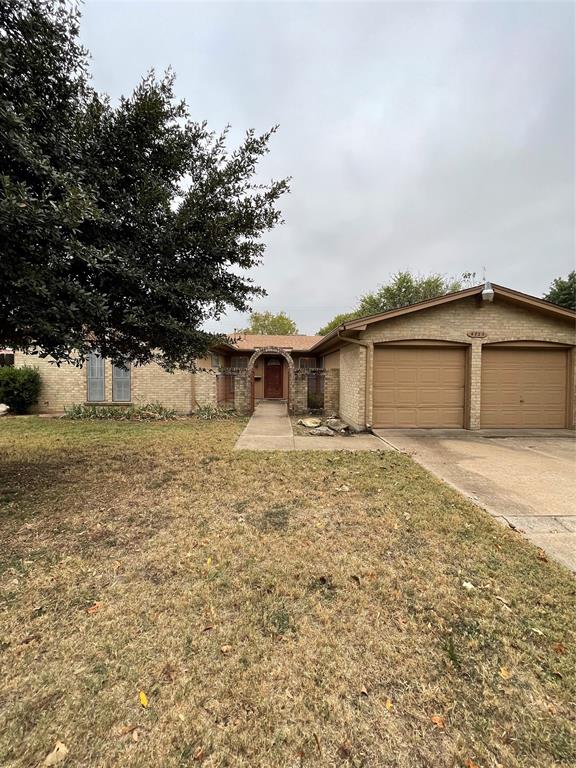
[{"x1": 298, "y1": 356, "x2": 318, "y2": 370}]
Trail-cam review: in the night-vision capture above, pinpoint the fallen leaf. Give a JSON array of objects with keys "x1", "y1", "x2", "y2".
[
  {"x1": 118, "y1": 724, "x2": 138, "y2": 737},
  {"x1": 338, "y1": 740, "x2": 353, "y2": 758},
  {"x1": 43, "y1": 741, "x2": 69, "y2": 766},
  {"x1": 220, "y1": 645, "x2": 232, "y2": 654},
  {"x1": 193, "y1": 746, "x2": 204, "y2": 761},
  {"x1": 537, "y1": 549, "x2": 548, "y2": 562},
  {"x1": 360, "y1": 686, "x2": 368, "y2": 696},
  {"x1": 499, "y1": 666, "x2": 512, "y2": 680},
  {"x1": 86, "y1": 602, "x2": 101, "y2": 615},
  {"x1": 202, "y1": 625, "x2": 214, "y2": 632},
  {"x1": 336, "y1": 484, "x2": 349, "y2": 492},
  {"x1": 464, "y1": 760, "x2": 480, "y2": 768},
  {"x1": 385, "y1": 697, "x2": 393, "y2": 711},
  {"x1": 552, "y1": 642, "x2": 566, "y2": 655},
  {"x1": 132, "y1": 729, "x2": 139, "y2": 743},
  {"x1": 462, "y1": 581, "x2": 475, "y2": 591},
  {"x1": 139, "y1": 690, "x2": 149, "y2": 708},
  {"x1": 162, "y1": 663, "x2": 177, "y2": 682},
  {"x1": 530, "y1": 627, "x2": 545, "y2": 636},
  {"x1": 430, "y1": 714, "x2": 446, "y2": 729},
  {"x1": 205, "y1": 557, "x2": 212, "y2": 567}
]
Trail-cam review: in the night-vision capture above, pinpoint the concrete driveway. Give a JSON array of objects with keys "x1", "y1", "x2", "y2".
[{"x1": 374, "y1": 429, "x2": 576, "y2": 572}]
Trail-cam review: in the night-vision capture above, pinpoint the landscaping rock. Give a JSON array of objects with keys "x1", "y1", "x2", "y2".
[
  {"x1": 0, "y1": 403, "x2": 9, "y2": 416},
  {"x1": 309, "y1": 426, "x2": 335, "y2": 436},
  {"x1": 298, "y1": 417, "x2": 322, "y2": 428},
  {"x1": 325, "y1": 418, "x2": 348, "y2": 432}
]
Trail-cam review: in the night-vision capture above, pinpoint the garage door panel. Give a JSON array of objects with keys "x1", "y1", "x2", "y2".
[
  {"x1": 373, "y1": 347, "x2": 466, "y2": 428},
  {"x1": 481, "y1": 348, "x2": 568, "y2": 429}
]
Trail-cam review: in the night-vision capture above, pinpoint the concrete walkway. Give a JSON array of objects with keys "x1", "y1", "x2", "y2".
[
  {"x1": 376, "y1": 428, "x2": 576, "y2": 572},
  {"x1": 234, "y1": 401, "x2": 386, "y2": 451}
]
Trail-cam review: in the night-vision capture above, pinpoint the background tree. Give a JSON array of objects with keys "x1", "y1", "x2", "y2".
[
  {"x1": 317, "y1": 271, "x2": 476, "y2": 335},
  {"x1": 243, "y1": 311, "x2": 298, "y2": 335},
  {"x1": 0, "y1": 0, "x2": 289, "y2": 370},
  {"x1": 544, "y1": 272, "x2": 576, "y2": 311}
]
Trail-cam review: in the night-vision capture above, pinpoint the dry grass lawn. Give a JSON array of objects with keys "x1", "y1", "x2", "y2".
[{"x1": 0, "y1": 417, "x2": 575, "y2": 768}]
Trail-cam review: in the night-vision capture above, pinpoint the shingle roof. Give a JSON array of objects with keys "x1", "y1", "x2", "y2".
[{"x1": 225, "y1": 334, "x2": 323, "y2": 352}]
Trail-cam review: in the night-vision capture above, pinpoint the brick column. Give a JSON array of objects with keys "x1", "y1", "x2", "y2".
[
  {"x1": 293, "y1": 370, "x2": 308, "y2": 414},
  {"x1": 468, "y1": 340, "x2": 482, "y2": 430},
  {"x1": 233, "y1": 371, "x2": 251, "y2": 415}
]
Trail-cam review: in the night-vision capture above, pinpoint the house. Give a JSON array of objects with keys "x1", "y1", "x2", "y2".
[
  {"x1": 12, "y1": 333, "x2": 328, "y2": 416},
  {"x1": 310, "y1": 283, "x2": 576, "y2": 430},
  {"x1": 11, "y1": 283, "x2": 576, "y2": 429}
]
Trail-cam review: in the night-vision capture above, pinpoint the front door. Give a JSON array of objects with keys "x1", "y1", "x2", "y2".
[{"x1": 264, "y1": 358, "x2": 283, "y2": 398}]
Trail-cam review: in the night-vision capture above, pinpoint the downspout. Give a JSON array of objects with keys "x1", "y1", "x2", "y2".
[{"x1": 337, "y1": 332, "x2": 374, "y2": 429}]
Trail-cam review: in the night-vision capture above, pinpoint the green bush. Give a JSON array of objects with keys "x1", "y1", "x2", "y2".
[
  {"x1": 63, "y1": 402, "x2": 176, "y2": 421},
  {"x1": 194, "y1": 404, "x2": 237, "y2": 420},
  {"x1": 0, "y1": 366, "x2": 41, "y2": 414}
]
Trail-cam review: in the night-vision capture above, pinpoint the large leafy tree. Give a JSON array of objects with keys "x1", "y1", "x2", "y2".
[
  {"x1": 244, "y1": 310, "x2": 298, "y2": 335},
  {"x1": 544, "y1": 272, "x2": 576, "y2": 311},
  {"x1": 318, "y1": 271, "x2": 475, "y2": 335},
  {"x1": 0, "y1": 0, "x2": 289, "y2": 369}
]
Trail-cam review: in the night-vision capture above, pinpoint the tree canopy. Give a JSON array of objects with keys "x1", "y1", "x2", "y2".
[
  {"x1": 318, "y1": 271, "x2": 475, "y2": 335},
  {"x1": 244, "y1": 311, "x2": 298, "y2": 335},
  {"x1": 544, "y1": 272, "x2": 576, "y2": 311},
  {"x1": 0, "y1": 0, "x2": 289, "y2": 369}
]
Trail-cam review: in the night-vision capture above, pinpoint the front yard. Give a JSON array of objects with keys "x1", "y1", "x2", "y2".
[{"x1": 0, "y1": 417, "x2": 574, "y2": 768}]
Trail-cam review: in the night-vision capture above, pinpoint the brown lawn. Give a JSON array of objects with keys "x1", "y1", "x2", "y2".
[{"x1": 0, "y1": 417, "x2": 574, "y2": 768}]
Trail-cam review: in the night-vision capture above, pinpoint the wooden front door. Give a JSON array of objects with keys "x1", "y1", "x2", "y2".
[{"x1": 264, "y1": 358, "x2": 283, "y2": 398}]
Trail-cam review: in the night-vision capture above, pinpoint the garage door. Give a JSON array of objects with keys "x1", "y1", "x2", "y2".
[
  {"x1": 372, "y1": 346, "x2": 466, "y2": 428},
  {"x1": 481, "y1": 347, "x2": 568, "y2": 428}
]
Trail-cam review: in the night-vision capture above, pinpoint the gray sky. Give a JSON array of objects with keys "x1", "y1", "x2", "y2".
[{"x1": 81, "y1": 0, "x2": 575, "y2": 334}]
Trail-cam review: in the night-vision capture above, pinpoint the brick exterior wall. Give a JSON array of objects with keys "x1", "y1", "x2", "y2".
[
  {"x1": 14, "y1": 353, "x2": 85, "y2": 413},
  {"x1": 193, "y1": 370, "x2": 217, "y2": 409},
  {"x1": 338, "y1": 343, "x2": 367, "y2": 430},
  {"x1": 338, "y1": 295, "x2": 575, "y2": 430},
  {"x1": 324, "y1": 368, "x2": 340, "y2": 415},
  {"x1": 14, "y1": 352, "x2": 212, "y2": 415}
]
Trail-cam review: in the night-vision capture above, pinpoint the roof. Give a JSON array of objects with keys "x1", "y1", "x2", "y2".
[
  {"x1": 223, "y1": 334, "x2": 324, "y2": 352},
  {"x1": 310, "y1": 283, "x2": 576, "y2": 354}
]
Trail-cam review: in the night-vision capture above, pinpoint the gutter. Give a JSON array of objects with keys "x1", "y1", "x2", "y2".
[{"x1": 337, "y1": 331, "x2": 373, "y2": 430}]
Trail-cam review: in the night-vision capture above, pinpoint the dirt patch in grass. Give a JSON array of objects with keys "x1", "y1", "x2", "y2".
[{"x1": 0, "y1": 417, "x2": 575, "y2": 768}]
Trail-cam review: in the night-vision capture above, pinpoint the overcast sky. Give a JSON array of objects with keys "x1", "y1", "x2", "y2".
[{"x1": 81, "y1": 0, "x2": 575, "y2": 334}]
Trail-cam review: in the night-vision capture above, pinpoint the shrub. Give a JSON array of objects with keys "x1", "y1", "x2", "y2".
[
  {"x1": 194, "y1": 404, "x2": 237, "y2": 420},
  {"x1": 0, "y1": 366, "x2": 41, "y2": 414},
  {"x1": 63, "y1": 402, "x2": 176, "y2": 421}
]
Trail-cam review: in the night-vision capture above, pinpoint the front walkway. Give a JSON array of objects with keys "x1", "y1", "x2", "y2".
[{"x1": 234, "y1": 401, "x2": 386, "y2": 451}]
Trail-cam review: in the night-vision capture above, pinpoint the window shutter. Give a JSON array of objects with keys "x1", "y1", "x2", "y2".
[{"x1": 87, "y1": 353, "x2": 105, "y2": 401}]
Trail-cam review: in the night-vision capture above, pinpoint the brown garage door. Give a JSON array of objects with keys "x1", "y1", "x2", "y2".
[
  {"x1": 372, "y1": 346, "x2": 466, "y2": 428},
  {"x1": 481, "y1": 347, "x2": 568, "y2": 428}
]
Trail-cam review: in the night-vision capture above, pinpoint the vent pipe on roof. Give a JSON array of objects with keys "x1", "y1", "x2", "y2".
[{"x1": 482, "y1": 280, "x2": 495, "y2": 303}]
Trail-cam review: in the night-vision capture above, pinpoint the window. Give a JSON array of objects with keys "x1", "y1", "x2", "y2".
[
  {"x1": 112, "y1": 363, "x2": 131, "y2": 402},
  {"x1": 87, "y1": 352, "x2": 105, "y2": 402},
  {"x1": 231, "y1": 356, "x2": 248, "y2": 369},
  {"x1": 0, "y1": 350, "x2": 14, "y2": 367},
  {"x1": 298, "y1": 357, "x2": 318, "y2": 370},
  {"x1": 211, "y1": 354, "x2": 221, "y2": 370}
]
